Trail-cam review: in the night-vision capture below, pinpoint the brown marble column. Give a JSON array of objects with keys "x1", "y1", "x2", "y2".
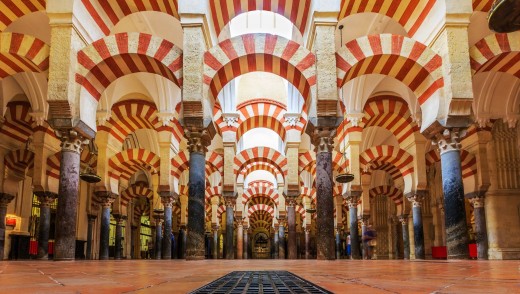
[
  {"x1": 34, "y1": 191, "x2": 57, "y2": 260},
  {"x1": 399, "y1": 214, "x2": 410, "y2": 260},
  {"x1": 243, "y1": 226, "x2": 249, "y2": 259},
  {"x1": 278, "y1": 217, "x2": 286, "y2": 259},
  {"x1": 212, "y1": 225, "x2": 219, "y2": 259},
  {"x1": 304, "y1": 227, "x2": 311, "y2": 259},
  {"x1": 286, "y1": 196, "x2": 298, "y2": 259},
  {"x1": 469, "y1": 194, "x2": 488, "y2": 260},
  {"x1": 236, "y1": 219, "x2": 243, "y2": 259},
  {"x1": 273, "y1": 224, "x2": 279, "y2": 259},
  {"x1": 54, "y1": 129, "x2": 90, "y2": 261},
  {"x1": 0, "y1": 193, "x2": 15, "y2": 260},
  {"x1": 95, "y1": 191, "x2": 116, "y2": 260},
  {"x1": 224, "y1": 196, "x2": 236, "y2": 259},
  {"x1": 86, "y1": 214, "x2": 97, "y2": 260}
]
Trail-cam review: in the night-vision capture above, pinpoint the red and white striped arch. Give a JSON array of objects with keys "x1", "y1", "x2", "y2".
[
  {"x1": 360, "y1": 145, "x2": 414, "y2": 186},
  {"x1": 248, "y1": 204, "x2": 275, "y2": 218},
  {"x1": 369, "y1": 185, "x2": 403, "y2": 205},
  {"x1": 108, "y1": 148, "x2": 160, "y2": 182},
  {"x1": 133, "y1": 201, "x2": 151, "y2": 219},
  {"x1": 205, "y1": 186, "x2": 221, "y2": 202},
  {"x1": 424, "y1": 149, "x2": 477, "y2": 179},
  {"x1": 237, "y1": 161, "x2": 284, "y2": 184},
  {"x1": 242, "y1": 184, "x2": 280, "y2": 206},
  {"x1": 217, "y1": 204, "x2": 226, "y2": 220},
  {"x1": 98, "y1": 100, "x2": 183, "y2": 144},
  {"x1": 295, "y1": 205, "x2": 306, "y2": 220},
  {"x1": 78, "y1": 0, "x2": 179, "y2": 36},
  {"x1": 209, "y1": 0, "x2": 311, "y2": 37},
  {"x1": 473, "y1": 0, "x2": 494, "y2": 11},
  {"x1": 76, "y1": 32, "x2": 183, "y2": 101},
  {"x1": 0, "y1": 32, "x2": 49, "y2": 79},
  {"x1": 249, "y1": 210, "x2": 274, "y2": 229},
  {"x1": 361, "y1": 96, "x2": 419, "y2": 144},
  {"x1": 120, "y1": 184, "x2": 154, "y2": 207},
  {"x1": 298, "y1": 151, "x2": 314, "y2": 173},
  {"x1": 170, "y1": 150, "x2": 189, "y2": 179},
  {"x1": 336, "y1": 118, "x2": 363, "y2": 144},
  {"x1": 248, "y1": 196, "x2": 276, "y2": 208},
  {"x1": 236, "y1": 99, "x2": 287, "y2": 141},
  {"x1": 470, "y1": 32, "x2": 520, "y2": 79},
  {"x1": 336, "y1": 34, "x2": 443, "y2": 106},
  {"x1": 234, "y1": 146, "x2": 287, "y2": 177},
  {"x1": 204, "y1": 34, "x2": 316, "y2": 105},
  {"x1": 5, "y1": 148, "x2": 34, "y2": 176},
  {"x1": 0, "y1": 102, "x2": 34, "y2": 144},
  {"x1": 206, "y1": 151, "x2": 224, "y2": 176},
  {"x1": 338, "y1": 0, "x2": 436, "y2": 37},
  {"x1": 0, "y1": 0, "x2": 45, "y2": 32},
  {"x1": 300, "y1": 186, "x2": 316, "y2": 203}
]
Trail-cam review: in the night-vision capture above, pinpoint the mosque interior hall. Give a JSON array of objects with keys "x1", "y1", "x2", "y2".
[{"x1": 0, "y1": 0, "x2": 520, "y2": 292}]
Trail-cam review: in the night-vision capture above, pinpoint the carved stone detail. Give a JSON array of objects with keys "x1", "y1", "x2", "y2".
[
  {"x1": 345, "y1": 192, "x2": 361, "y2": 208},
  {"x1": 284, "y1": 113, "x2": 301, "y2": 127},
  {"x1": 160, "y1": 191, "x2": 178, "y2": 208},
  {"x1": 398, "y1": 214, "x2": 408, "y2": 225},
  {"x1": 55, "y1": 129, "x2": 89, "y2": 154},
  {"x1": 222, "y1": 113, "x2": 239, "y2": 126},
  {"x1": 286, "y1": 196, "x2": 298, "y2": 207},
  {"x1": 224, "y1": 196, "x2": 236, "y2": 207},
  {"x1": 469, "y1": 196, "x2": 485, "y2": 208},
  {"x1": 34, "y1": 191, "x2": 58, "y2": 208},
  {"x1": 359, "y1": 214, "x2": 370, "y2": 226},
  {"x1": 433, "y1": 128, "x2": 467, "y2": 155},
  {"x1": 406, "y1": 190, "x2": 427, "y2": 208},
  {"x1": 184, "y1": 127, "x2": 211, "y2": 154},
  {"x1": 95, "y1": 191, "x2": 117, "y2": 208},
  {"x1": 311, "y1": 127, "x2": 335, "y2": 153}
]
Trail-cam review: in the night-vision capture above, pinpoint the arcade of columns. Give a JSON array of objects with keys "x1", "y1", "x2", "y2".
[{"x1": 0, "y1": 0, "x2": 520, "y2": 262}]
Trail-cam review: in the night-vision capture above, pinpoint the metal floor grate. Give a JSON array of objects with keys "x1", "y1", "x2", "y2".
[{"x1": 190, "y1": 271, "x2": 333, "y2": 294}]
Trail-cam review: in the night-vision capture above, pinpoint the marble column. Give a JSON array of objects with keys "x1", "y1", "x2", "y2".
[
  {"x1": 304, "y1": 227, "x2": 311, "y2": 259},
  {"x1": 236, "y1": 219, "x2": 243, "y2": 259},
  {"x1": 160, "y1": 191, "x2": 177, "y2": 260},
  {"x1": 155, "y1": 218, "x2": 163, "y2": 260},
  {"x1": 212, "y1": 225, "x2": 219, "y2": 259},
  {"x1": 469, "y1": 195, "x2": 488, "y2": 260},
  {"x1": 273, "y1": 226, "x2": 279, "y2": 259},
  {"x1": 34, "y1": 192, "x2": 57, "y2": 260},
  {"x1": 54, "y1": 130, "x2": 89, "y2": 261},
  {"x1": 407, "y1": 191, "x2": 426, "y2": 259},
  {"x1": 224, "y1": 196, "x2": 235, "y2": 259},
  {"x1": 113, "y1": 214, "x2": 124, "y2": 260},
  {"x1": 278, "y1": 218, "x2": 286, "y2": 259},
  {"x1": 399, "y1": 215, "x2": 410, "y2": 260},
  {"x1": 96, "y1": 192, "x2": 116, "y2": 260},
  {"x1": 286, "y1": 197, "x2": 298, "y2": 259},
  {"x1": 436, "y1": 129, "x2": 470, "y2": 259},
  {"x1": 86, "y1": 214, "x2": 97, "y2": 260},
  {"x1": 0, "y1": 193, "x2": 15, "y2": 260},
  {"x1": 360, "y1": 215, "x2": 369, "y2": 259},
  {"x1": 336, "y1": 228, "x2": 341, "y2": 259},
  {"x1": 311, "y1": 128, "x2": 335, "y2": 260},
  {"x1": 185, "y1": 127, "x2": 210, "y2": 260},
  {"x1": 243, "y1": 227, "x2": 249, "y2": 259},
  {"x1": 346, "y1": 192, "x2": 361, "y2": 259},
  {"x1": 178, "y1": 225, "x2": 186, "y2": 259}
]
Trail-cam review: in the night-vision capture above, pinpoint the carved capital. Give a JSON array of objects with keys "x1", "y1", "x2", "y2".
[
  {"x1": 406, "y1": 190, "x2": 427, "y2": 208},
  {"x1": 433, "y1": 128, "x2": 467, "y2": 155},
  {"x1": 398, "y1": 214, "x2": 408, "y2": 225},
  {"x1": 159, "y1": 190, "x2": 178, "y2": 208},
  {"x1": 95, "y1": 191, "x2": 117, "y2": 208},
  {"x1": 0, "y1": 193, "x2": 15, "y2": 208},
  {"x1": 87, "y1": 214, "x2": 97, "y2": 222},
  {"x1": 311, "y1": 127, "x2": 335, "y2": 153},
  {"x1": 469, "y1": 196, "x2": 485, "y2": 208},
  {"x1": 212, "y1": 224, "x2": 219, "y2": 232},
  {"x1": 359, "y1": 214, "x2": 370, "y2": 226},
  {"x1": 345, "y1": 191, "x2": 361, "y2": 208},
  {"x1": 286, "y1": 196, "x2": 298, "y2": 207},
  {"x1": 184, "y1": 127, "x2": 211, "y2": 154},
  {"x1": 222, "y1": 113, "x2": 239, "y2": 127},
  {"x1": 284, "y1": 113, "x2": 301, "y2": 127},
  {"x1": 224, "y1": 196, "x2": 236, "y2": 207},
  {"x1": 113, "y1": 213, "x2": 125, "y2": 224},
  {"x1": 55, "y1": 129, "x2": 90, "y2": 154},
  {"x1": 34, "y1": 191, "x2": 58, "y2": 208}
]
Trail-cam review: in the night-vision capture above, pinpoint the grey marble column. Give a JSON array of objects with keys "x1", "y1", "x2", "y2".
[
  {"x1": 155, "y1": 219, "x2": 163, "y2": 260},
  {"x1": 243, "y1": 227, "x2": 249, "y2": 259},
  {"x1": 178, "y1": 225, "x2": 186, "y2": 259},
  {"x1": 311, "y1": 128, "x2": 335, "y2": 260},
  {"x1": 34, "y1": 192, "x2": 57, "y2": 260},
  {"x1": 0, "y1": 193, "x2": 15, "y2": 260},
  {"x1": 160, "y1": 191, "x2": 177, "y2": 260},
  {"x1": 336, "y1": 228, "x2": 341, "y2": 259},
  {"x1": 437, "y1": 129, "x2": 469, "y2": 259},
  {"x1": 212, "y1": 225, "x2": 219, "y2": 259},
  {"x1": 86, "y1": 214, "x2": 97, "y2": 260},
  {"x1": 54, "y1": 129, "x2": 89, "y2": 261},
  {"x1": 399, "y1": 215, "x2": 410, "y2": 260},
  {"x1": 273, "y1": 226, "x2": 279, "y2": 259},
  {"x1": 304, "y1": 227, "x2": 311, "y2": 259},
  {"x1": 286, "y1": 198, "x2": 297, "y2": 259},
  {"x1": 407, "y1": 191, "x2": 426, "y2": 259},
  {"x1": 278, "y1": 218, "x2": 286, "y2": 259},
  {"x1": 346, "y1": 192, "x2": 361, "y2": 259},
  {"x1": 113, "y1": 214, "x2": 124, "y2": 260},
  {"x1": 95, "y1": 192, "x2": 116, "y2": 260},
  {"x1": 469, "y1": 196, "x2": 488, "y2": 260},
  {"x1": 224, "y1": 197, "x2": 235, "y2": 259},
  {"x1": 360, "y1": 215, "x2": 369, "y2": 259}
]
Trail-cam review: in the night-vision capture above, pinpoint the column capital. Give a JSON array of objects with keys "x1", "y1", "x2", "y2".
[
  {"x1": 224, "y1": 195, "x2": 236, "y2": 207},
  {"x1": 235, "y1": 218, "x2": 244, "y2": 227},
  {"x1": 304, "y1": 227, "x2": 311, "y2": 234},
  {"x1": 112, "y1": 213, "x2": 125, "y2": 224},
  {"x1": 159, "y1": 190, "x2": 179, "y2": 208},
  {"x1": 87, "y1": 214, "x2": 97, "y2": 221},
  {"x1": 184, "y1": 126, "x2": 211, "y2": 154},
  {"x1": 406, "y1": 190, "x2": 428, "y2": 208},
  {"x1": 432, "y1": 128, "x2": 468, "y2": 155},
  {"x1": 55, "y1": 128, "x2": 90, "y2": 154},
  {"x1": 34, "y1": 190, "x2": 58, "y2": 208},
  {"x1": 398, "y1": 214, "x2": 409, "y2": 225},
  {"x1": 286, "y1": 196, "x2": 298, "y2": 207},
  {"x1": 359, "y1": 214, "x2": 370, "y2": 226},
  {"x1": 95, "y1": 191, "x2": 117, "y2": 208},
  {"x1": 345, "y1": 191, "x2": 361, "y2": 208},
  {"x1": 468, "y1": 196, "x2": 485, "y2": 208},
  {"x1": 0, "y1": 193, "x2": 15, "y2": 208},
  {"x1": 310, "y1": 126, "x2": 336, "y2": 153}
]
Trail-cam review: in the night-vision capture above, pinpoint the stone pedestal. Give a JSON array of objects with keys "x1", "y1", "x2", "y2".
[
  {"x1": 160, "y1": 191, "x2": 177, "y2": 260},
  {"x1": 436, "y1": 129, "x2": 470, "y2": 259},
  {"x1": 286, "y1": 197, "x2": 297, "y2": 259},
  {"x1": 346, "y1": 192, "x2": 361, "y2": 259},
  {"x1": 469, "y1": 196, "x2": 488, "y2": 260},
  {"x1": 54, "y1": 130, "x2": 89, "y2": 261},
  {"x1": 399, "y1": 215, "x2": 410, "y2": 260},
  {"x1": 407, "y1": 192, "x2": 426, "y2": 259},
  {"x1": 34, "y1": 191, "x2": 57, "y2": 260},
  {"x1": 113, "y1": 214, "x2": 124, "y2": 260},
  {"x1": 278, "y1": 219, "x2": 286, "y2": 259},
  {"x1": 86, "y1": 214, "x2": 97, "y2": 260},
  {"x1": 95, "y1": 191, "x2": 116, "y2": 260},
  {"x1": 224, "y1": 197, "x2": 235, "y2": 259},
  {"x1": 0, "y1": 193, "x2": 15, "y2": 260}
]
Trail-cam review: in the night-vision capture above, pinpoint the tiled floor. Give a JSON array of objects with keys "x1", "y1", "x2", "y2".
[{"x1": 0, "y1": 259, "x2": 519, "y2": 293}]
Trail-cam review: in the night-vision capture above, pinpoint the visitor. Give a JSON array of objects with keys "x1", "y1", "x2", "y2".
[
  {"x1": 346, "y1": 232, "x2": 351, "y2": 259},
  {"x1": 363, "y1": 225, "x2": 377, "y2": 259}
]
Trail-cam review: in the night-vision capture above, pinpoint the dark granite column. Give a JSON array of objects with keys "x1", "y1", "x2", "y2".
[
  {"x1": 304, "y1": 227, "x2": 311, "y2": 259},
  {"x1": 360, "y1": 215, "x2": 369, "y2": 259},
  {"x1": 399, "y1": 215, "x2": 410, "y2": 260},
  {"x1": 212, "y1": 225, "x2": 219, "y2": 259},
  {"x1": 311, "y1": 127, "x2": 335, "y2": 260},
  {"x1": 243, "y1": 227, "x2": 249, "y2": 259},
  {"x1": 113, "y1": 214, "x2": 124, "y2": 260},
  {"x1": 0, "y1": 193, "x2": 15, "y2": 260},
  {"x1": 390, "y1": 216, "x2": 399, "y2": 259},
  {"x1": 278, "y1": 218, "x2": 286, "y2": 259},
  {"x1": 34, "y1": 191, "x2": 57, "y2": 259},
  {"x1": 224, "y1": 196, "x2": 235, "y2": 259},
  {"x1": 178, "y1": 225, "x2": 186, "y2": 259},
  {"x1": 273, "y1": 226, "x2": 279, "y2": 259},
  {"x1": 469, "y1": 195, "x2": 488, "y2": 260},
  {"x1": 86, "y1": 214, "x2": 97, "y2": 260},
  {"x1": 407, "y1": 191, "x2": 426, "y2": 259},
  {"x1": 160, "y1": 191, "x2": 177, "y2": 260},
  {"x1": 335, "y1": 227, "x2": 341, "y2": 259},
  {"x1": 54, "y1": 129, "x2": 89, "y2": 261},
  {"x1": 286, "y1": 197, "x2": 298, "y2": 259},
  {"x1": 436, "y1": 129, "x2": 469, "y2": 259},
  {"x1": 155, "y1": 217, "x2": 163, "y2": 260},
  {"x1": 95, "y1": 191, "x2": 116, "y2": 260},
  {"x1": 131, "y1": 225, "x2": 137, "y2": 259},
  {"x1": 346, "y1": 192, "x2": 361, "y2": 259},
  {"x1": 185, "y1": 127, "x2": 210, "y2": 260}
]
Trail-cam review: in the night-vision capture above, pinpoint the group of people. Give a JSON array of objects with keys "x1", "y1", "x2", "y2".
[{"x1": 346, "y1": 225, "x2": 377, "y2": 259}]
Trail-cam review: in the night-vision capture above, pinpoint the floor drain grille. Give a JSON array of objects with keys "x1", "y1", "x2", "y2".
[{"x1": 190, "y1": 271, "x2": 333, "y2": 294}]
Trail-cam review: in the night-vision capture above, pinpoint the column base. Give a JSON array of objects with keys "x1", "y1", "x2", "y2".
[{"x1": 488, "y1": 248, "x2": 520, "y2": 260}]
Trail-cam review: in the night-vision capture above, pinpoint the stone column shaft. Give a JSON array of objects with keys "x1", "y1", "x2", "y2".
[
  {"x1": 400, "y1": 215, "x2": 410, "y2": 260},
  {"x1": 336, "y1": 229, "x2": 341, "y2": 259},
  {"x1": 114, "y1": 215, "x2": 124, "y2": 260},
  {"x1": 236, "y1": 222, "x2": 243, "y2": 259},
  {"x1": 347, "y1": 194, "x2": 361, "y2": 259},
  {"x1": 212, "y1": 227, "x2": 218, "y2": 259},
  {"x1": 160, "y1": 192, "x2": 177, "y2": 260},
  {"x1": 304, "y1": 229, "x2": 311, "y2": 259},
  {"x1": 96, "y1": 192, "x2": 116, "y2": 260},
  {"x1": 155, "y1": 220, "x2": 162, "y2": 260},
  {"x1": 225, "y1": 199, "x2": 235, "y2": 259},
  {"x1": 0, "y1": 194, "x2": 15, "y2": 260},
  {"x1": 278, "y1": 222, "x2": 286, "y2": 259},
  {"x1": 287, "y1": 201, "x2": 297, "y2": 259},
  {"x1": 470, "y1": 196, "x2": 488, "y2": 260},
  {"x1": 273, "y1": 228, "x2": 279, "y2": 259},
  {"x1": 407, "y1": 192, "x2": 426, "y2": 259},
  {"x1": 35, "y1": 192, "x2": 57, "y2": 260},
  {"x1": 86, "y1": 215, "x2": 96, "y2": 260},
  {"x1": 243, "y1": 229, "x2": 248, "y2": 259}
]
